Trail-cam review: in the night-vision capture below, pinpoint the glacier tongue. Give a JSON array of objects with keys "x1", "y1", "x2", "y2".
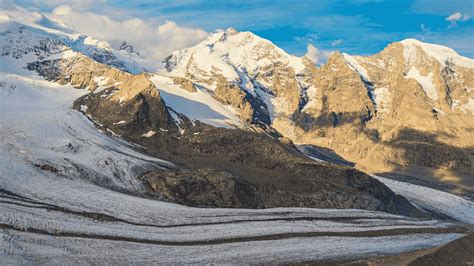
[{"x1": 0, "y1": 68, "x2": 171, "y2": 195}]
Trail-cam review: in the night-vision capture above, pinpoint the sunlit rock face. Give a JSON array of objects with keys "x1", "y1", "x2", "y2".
[{"x1": 163, "y1": 30, "x2": 474, "y2": 182}]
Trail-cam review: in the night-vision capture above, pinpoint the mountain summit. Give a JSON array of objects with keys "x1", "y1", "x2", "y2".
[
  {"x1": 159, "y1": 27, "x2": 311, "y2": 128},
  {"x1": 163, "y1": 27, "x2": 305, "y2": 77}
]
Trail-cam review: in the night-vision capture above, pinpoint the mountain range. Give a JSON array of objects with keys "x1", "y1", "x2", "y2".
[
  {"x1": 1, "y1": 5, "x2": 473, "y2": 264},
  {"x1": 158, "y1": 28, "x2": 474, "y2": 188}
]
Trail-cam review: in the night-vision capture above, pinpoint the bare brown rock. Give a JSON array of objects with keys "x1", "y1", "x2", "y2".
[
  {"x1": 140, "y1": 168, "x2": 259, "y2": 208},
  {"x1": 172, "y1": 77, "x2": 197, "y2": 93},
  {"x1": 214, "y1": 77, "x2": 254, "y2": 121},
  {"x1": 27, "y1": 53, "x2": 175, "y2": 137}
]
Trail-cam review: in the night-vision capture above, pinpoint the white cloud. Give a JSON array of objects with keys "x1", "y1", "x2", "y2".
[
  {"x1": 304, "y1": 44, "x2": 332, "y2": 64},
  {"x1": 48, "y1": 5, "x2": 209, "y2": 62},
  {"x1": 331, "y1": 39, "x2": 342, "y2": 47},
  {"x1": 446, "y1": 12, "x2": 471, "y2": 27},
  {"x1": 294, "y1": 33, "x2": 319, "y2": 43}
]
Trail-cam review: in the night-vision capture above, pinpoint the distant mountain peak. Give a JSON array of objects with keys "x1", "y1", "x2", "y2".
[
  {"x1": 225, "y1": 27, "x2": 238, "y2": 35},
  {"x1": 119, "y1": 41, "x2": 138, "y2": 55}
]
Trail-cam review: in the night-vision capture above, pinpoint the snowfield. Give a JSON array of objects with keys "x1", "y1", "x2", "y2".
[
  {"x1": 404, "y1": 67, "x2": 438, "y2": 101},
  {"x1": 151, "y1": 74, "x2": 241, "y2": 128},
  {"x1": 401, "y1": 38, "x2": 474, "y2": 69}
]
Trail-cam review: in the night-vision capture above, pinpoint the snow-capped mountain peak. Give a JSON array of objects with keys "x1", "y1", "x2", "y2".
[
  {"x1": 0, "y1": 7, "x2": 146, "y2": 74},
  {"x1": 400, "y1": 38, "x2": 473, "y2": 68},
  {"x1": 119, "y1": 41, "x2": 136, "y2": 54},
  {"x1": 35, "y1": 14, "x2": 72, "y2": 33},
  {"x1": 163, "y1": 28, "x2": 305, "y2": 81},
  {"x1": 158, "y1": 28, "x2": 312, "y2": 129}
]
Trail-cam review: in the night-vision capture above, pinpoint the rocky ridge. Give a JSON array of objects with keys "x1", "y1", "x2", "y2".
[
  {"x1": 161, "y1": 29, "x2": 474, "y2": 190},
  {"x1": 297, "y1": 40, "x2": 474, "y2": 184}
]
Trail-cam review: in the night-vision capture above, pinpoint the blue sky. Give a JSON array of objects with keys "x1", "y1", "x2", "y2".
[{"x1": 15, "y1": 0, "x2": 474, "y2": 57}]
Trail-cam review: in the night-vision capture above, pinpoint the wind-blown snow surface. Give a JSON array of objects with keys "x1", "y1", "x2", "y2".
[{"x1": 0, "y1": 62, "x2": 467, "y2": 264}]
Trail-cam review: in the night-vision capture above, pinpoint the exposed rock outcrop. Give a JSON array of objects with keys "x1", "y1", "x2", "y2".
[
  {"x1": 409, "y1": 233, "x2": 474, "y2": 266},
  {"x1": 140, "y1": 168, "x2": 260, "y2": 208},
  {"x1": 214, "y1": 78, "x2": 254, "y2": 121},
  {"x1": 173, "y1": 77, "x2": 197, "y2": 93},
  {"x1": 132, "y1": 123, "x2": 423, "y2": 216},
  {"x1": 26, "y1": 53, "x2": 175, "y2": 137}
]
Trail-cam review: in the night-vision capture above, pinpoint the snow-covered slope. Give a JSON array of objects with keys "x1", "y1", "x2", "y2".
[
  {"x1": 151, "y1": 74, "x2": 241, "y2": 128},
  {"x1": 401, "y1": 38, "x2": 473, "y2": 69},
  {"x1": 404, "y1": 66, "x2": 439, "y2": 101},
  {"x1": 0, "y1": 66, "x2": 171, "y2": 194}
]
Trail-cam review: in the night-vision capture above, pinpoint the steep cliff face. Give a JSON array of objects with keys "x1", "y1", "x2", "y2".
[
  {"x1": 318, "y1": 40, "x2": 474, "y2": 178},
  {"x1": 290, "y1": 52, "x2": 376, "y2": 139},
  {"x1": 288, "y1": 40, "x2": 473, "y2": 182}
]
